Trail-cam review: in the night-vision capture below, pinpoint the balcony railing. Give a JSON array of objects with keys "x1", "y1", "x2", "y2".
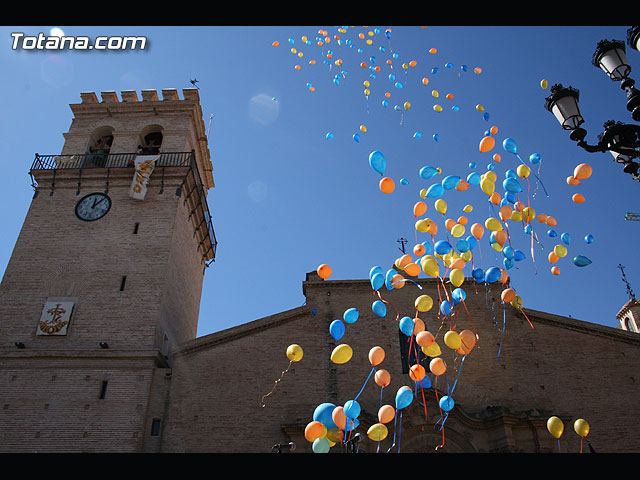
[{"x1": 30, "y1": 151, "x2": 217, "y2": 263}]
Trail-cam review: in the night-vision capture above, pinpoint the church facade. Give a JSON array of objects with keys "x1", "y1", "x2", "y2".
[{"x1": 1, "y1": 90, "x2": 639, "y2": 453}]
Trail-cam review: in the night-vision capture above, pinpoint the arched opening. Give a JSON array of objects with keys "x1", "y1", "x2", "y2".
[
  {"x1": 86, "y1": 126, "x2": 114, "y2": 167},
  {"x1": 138, "y1": 125, "x2": 163, "y2": 155}
]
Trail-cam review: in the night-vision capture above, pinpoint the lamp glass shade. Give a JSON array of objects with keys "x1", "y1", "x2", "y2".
[
  {"x1": 594, "y1": 41, "x2": 631, "y2": 80},
  {"x1": 551, "y1": 92, "x2": 583, "y2": 130}
]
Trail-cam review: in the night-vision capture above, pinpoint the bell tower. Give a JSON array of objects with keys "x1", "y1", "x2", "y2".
[{"x1": 0, "y1": 88, "x2": 216, "y2": 452}]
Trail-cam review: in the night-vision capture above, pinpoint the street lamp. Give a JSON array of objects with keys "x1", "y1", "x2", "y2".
[{"x1": 544, "y1": 27, "x2": 640, "y2": 182}]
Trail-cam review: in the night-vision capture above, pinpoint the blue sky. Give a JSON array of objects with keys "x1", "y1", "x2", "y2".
[{"x1": 1, "y1": 26, "x2": 638, "y2": 337}]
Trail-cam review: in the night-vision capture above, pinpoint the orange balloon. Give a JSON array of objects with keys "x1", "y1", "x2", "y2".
[
  {"x1": 493, "y1": 153, "x2": 501, "y2": 163},
  {"x1": 391, "y1": 274, "x2": 405, "y2": 288},
  {"x1": 404, "y1": 262, "x2": 421, "y2": 277},
  {"x1": 368, "y1": 346, "x2": 385, "y2": 366},
  {"x1": 548, "y1": 251, "x2": 559, "y2": 264},
  {"x1": 493, "y1": 230, "x2": 507, "y2": 246},
  {"x1": 498, "y1": 269, "x2": 509, "y2": 284},
  {"x1": 490, "y1": 192, "x2": 501, "y2": 205},
  {"x1": 490, "y1": 125, "x2": 499, "y2": 135},
  {"x1": 457, "y1": 329, "x2": 477, "y2": 355},
  {"x1": 317, "y1": 264, "x2": 332, "y2": 279},
  {"x1": 410, "y1": 364, "x2": 426, "y2": 381},
  {"x1": 413, "y1": 243, "x2": 426, "y2": 256},
  {"x1": 566, "y1": 175, "x2": 581, "y2": 186},
  {"x1": 305, "y1": 421, "x2": 325, "y2": 441},
  {"x1": 375, "y1": 369, "x2": 391, "y2": 387},
  {"x1": 501, "y1": 288, "x2": 516, "y2": 303},
  {"x1": 499, "y1": 205, "x2": 513, "y2": 222},
  {"x1": 537, "y1": 213, "x2": 548, "y2": 223},
  {"x1": 546, "y1": 216, "x2": 557, "y2": 226},
  {"x1": 445, "y1": 218, "x2": 456, "y2": 231},
  {"x1": 450, "y1": 258, "x2": 465, "y2": 270},
  {"x1": 332, "y1": 407, "x2": 347, "y2": 430},
  {"x1": 471, "y1": 223, "x2": 484, "y2": 239},
  {"x1": 456, "y1": 179, "x2": 470, "y2": 191},
  {"x1": 457, "y1": 215, "x2": 468, "y2": 225},
  {"x1": 479, "y1": 135, "x2": 495, "y2": 153},
  {"x1": 574, "y1": 163, "x2": 592, "y2": 180},
  {"x1": 416, "y1": 330, "x2": 435, "y2": 348},
  {"x1": 572, "y1": 193, "x2": 586, "y2": 203},
  {"x1": 414, "y1": 201, "x2": 427, "y2": 217},
  {"x1": 413, "y1": 317, "x2": 425, "y2": 334},
  {"x1": 398, "y1": 254, "x2": 413, "y2": 268},
  {"x1": 378, "y1": 405, "x2": 395, "y2": 424},
  {"x1": 427, "y1": 221, "x2": 438, "y2": 236},
  {"x1": 551, "y1": 266, "x2": 560, "y2": 275},
  {"x1": 380, "y1": 177, "x2": 395, "y2": 194},
  {"x1": 429, "y1": 357, "x2": 447, "y2": 376}
]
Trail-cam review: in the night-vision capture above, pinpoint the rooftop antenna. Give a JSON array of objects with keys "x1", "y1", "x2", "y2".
[
  {"x1": 190, "y1": 78, "x2": 200, "y2": 89},
  {"x1": 618, "y1": 264, "x2": 636, "y2": 299},
  {"x1": 397, "y1": 237, "x2": 407, "y2": 254}
]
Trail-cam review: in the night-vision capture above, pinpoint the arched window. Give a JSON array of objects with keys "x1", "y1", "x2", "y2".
[
  {"x1": 138, "y1": 125, "x2": 163, "y2": 155},
  {"x1": 86, "y1": 126, "x2": 114, "y2": 167},
  {"x1": 625, "y1": 316, "x2": 637, "y2": 333}
]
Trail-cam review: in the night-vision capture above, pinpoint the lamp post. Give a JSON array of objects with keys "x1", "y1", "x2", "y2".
[{"x1": 544, "y1": 27, "x2": 640, "y2": 182}]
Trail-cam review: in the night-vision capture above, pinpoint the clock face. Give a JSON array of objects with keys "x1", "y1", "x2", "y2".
[{"x1": 75, "y1": 192, "x2": 112, "y2": 221}]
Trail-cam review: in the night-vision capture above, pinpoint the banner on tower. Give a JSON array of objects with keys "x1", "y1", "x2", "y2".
[
  {"x1": 37, "y1": 299, "x2": 75, "y2": 336},
  {"x1": 129, "y1": 155, "x2": 158, "y2": 200}
]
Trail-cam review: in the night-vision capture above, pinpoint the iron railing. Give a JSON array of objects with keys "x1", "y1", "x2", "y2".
[{"x1": 30, "y1": 151, "x2": 217, "y2": 262}]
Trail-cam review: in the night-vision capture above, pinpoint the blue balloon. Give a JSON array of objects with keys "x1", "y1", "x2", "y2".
[
  {"x1": 421, "y1": 241, "x2": 432, "y2": 255},
  {"x1": 585, "y1": 234, "x2": 595, "y2": 244},
  {"x1": 425, "y1": 183, "x2": 444, "y2": 198},
  {"x1": 513, "y1": 249, "x2": 526, "y2": 261},
  {"x1": 484, "y1": 266, "x2": 501, "y2": 283},
  {"x1": 472, "y1": 267, "x2": 484, "y2": 282},
  {"x1": 442, "y1": 175, "x2": 460, "y2": 190},
  {"x1": 343, "y1": 307, "x2": 359, "y2": 324},
  {"x1": 503, "y1": 177, "x2": 523, "y2": 193},
  {"x1": 487, "y1": 163, "x2": 495, "y2": 171},
  {"x1": 370, "y1": 265, "x2": 383, "y2": 279},
  {"x1": 573, "y1": 255, "x2": 592, "y2": 267},
  {"x1": 329, "y1": 319, "x2": 345, "y2": 341},
  {"x1": 483, "y1": 112, "x2": 490, "y2": 121},
  {"x1": 547, "y1": 229, "x2": 557, "y2": 238},
  {"x1": 505, "y1": 169, "x2": 517, "y2": 179},
  {"x1": 369, "y1": 151, "x2": 386, "y2": 175},
  {"x1": 502, "y1": 137, "x2": 517, "y2": 154},
  {"x1": 467, "y1": 172, "x2": 481, "y2": 185},
  {"x1": 371, "y1": 272, "x2": 384, "y2": 291},
  {"x1": 503, "y1": 245, "x2": 514, "y2": 259},
  {"x1": 395, "y1": 387, "x2": 413, "y2": 410},
  {"x1": 440, "y1": 300, "x2": 452, "y2": 316},
  {"x1": 416, "y1": 375, "x2": 431, "y2": 389},
  {"x1": 343, "y1": 417, "x2": 359, "y2": 431},
  {"x1": 400, "y1": 178, "x2": 409, "y2": 185},
  {"x1": 385, "y1": 269, "x2": 397, "y2": 290},
  {"x1": 529, "y1": 153, "x2": 541, "y2": 164},
  {"x1": 399, "y1": 316, "x2": 414, "y2": 337},
  {"x1": 457, "y1": 238, "x2": 470, "y2": 253},
  {"x1": 419, "y1": 166, "x2": 439, "y2": 179},
  {"x1": 504, "y1": 191, "x2": 517, "y2": 204},
  {"x1": 343, "y1": 400, "x2": 361, "y2": 419},
  {"x1": 434, "y1": 240, "x2": 452, "y2": 255},
  {"x1": 353, "y1": 133, "x2": 360, "y2": 143},
  {"x1": 561, "y1": 232, "x2": 571, "y2": 245},
  {"x1": 452, "y1": 287, "x2": 466, "y2": 304},
  {"x1": 503, "y1": 257, "x2": 514, "y2": 270},
  {"x1": 465, "y1": 235, "x2": 478, "y2": 251},
  {"x1": 439, "y1": 395, "x2": 455, "y2": 412},
  {"x1": 469, "y1": 161, "x2": 477, "y2": 169},
  {"x1": 313, "y1": 403, "x2": 337, "y2": 429},
  {"x1": 372, "y1": 300, "x2": 387, "y2": 317}
]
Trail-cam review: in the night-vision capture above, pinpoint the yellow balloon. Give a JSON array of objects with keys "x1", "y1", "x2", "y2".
[
  {"x1": 404, "y1": 101, "x2": 411, "y2": 111},
  {"x1": 517, "y1": 164, "x2": 530, "y2": 178},
  {"x1": 522, "y1": 207, "x2": 536, "y2": 223},
  {"x1": 574, "y1": 419, "x2": 590, "y2": 438},
  {"x1": 435, "y1": 199, "x2": 447, "y2": 215},
  {"x1": 480, "y1": 178, "x2": 495, "y2": 196},
  {"x1": 510, "y1": 295, "x2": 523, "y2": 309},
  {"x1": 363, "y1": 80, "x2": 370, "y2": 88},
  {"x1": 331, "y1": 344, "x2": 353, "y2": 364},
  {"x1": 476, "y1": 104, "x2": 484, "y2": 111},
  {"x1": 547, "y1": 416, "x2": 564, "y2": 439},
  {"x1": 360, "y1": 124, "x2": 367, "y2": 133},
  {"x1": 449, "y1": 268, "x2": 464, "y2": 287},
  {"x1": 415, "y1": 218, "x2": 430, "y2": 233},
  {"x1": 541, "y1": 79, "x2": 548, "y2": 89},
  {"x1": 554, "y1": 244, "x2": 567, "y2": 258},
  {"x1": 491, "y1": 242, "x2": 503, "y2": 252},
  {"x1": 463, "y1": 204, "x2": 473, "y2": 213},
  {"x1": 415, "y1": 294, "x2": 434, "y2": 312},
  {"x1": 419, "y1": 188, "x2": 427, "y2": 199},
  {"x1": 420, "y1": 255, "x2": 439, "y2": 278},
  {"x1": 511, "y1": 211, "x2": 523, "y2": 222},
  {"x1": 422, "y1": 341, "x2": 441, "y2": 357},
  {"x1": 444, "y1": 330, "x2": 462, "y2": 350},
  {"x1": 432, "y1": 89, "x2": 439, "y2": 98},
  {"x1": 451, "y1": 224, "x2": 465, "y2": 238},
  {"x1": 433, "y1": 104, "x2": 443, "y2": 112},
  {"x1": 367, "y1": 423, "x2": 389, "y2": 441},
  {"x1": 483, "y1": 171, "x2": 497, "y2": 183},
  {"x1": 461, "y1": 250, "x2": 472, "y2": 262},
  {"x1": 485, "y1": 217, "x2": 503, "y2": 232},
  {"x1": 286, "y1": 344, "x2": 304, "y2": 362}
]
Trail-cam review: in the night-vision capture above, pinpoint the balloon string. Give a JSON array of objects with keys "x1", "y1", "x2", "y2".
[
  {"x1": 259, "y1": 360, "x2": 293, "y2": 407},
  {"x1": 461, "y1": 298, "x2": 479, "y2": 339},
  {"x1": 387, "y1": 409, "x2": 400, "y2": 453},
  {"x1": 520, "y1": 307, "x2": 534, "y2": 329},
  {"x1": 450, "y1": 354, "x2": 467, "y2": 396},
  {"x1": 514, "y1": 152, "x2": 549, "y2": 197},
  {"x1": 353, "y1": 366, "x2": 375, "y2": 402},
  {"x1": 497, "y1": 305, "x2": 506, "y2": 360}
]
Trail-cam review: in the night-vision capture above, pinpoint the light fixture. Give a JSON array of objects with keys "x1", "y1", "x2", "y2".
[
  {"x1": 99, "y1": 342, "x2": 109, "y2": 349},
  {"x1": 15, "y1": 342, "x2": 25, "y2": 349},
  {"x1": 544, "y1": 28, "x2": 640, "y2": 182}
]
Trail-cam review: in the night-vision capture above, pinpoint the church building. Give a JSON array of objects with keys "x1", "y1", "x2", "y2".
[{"x1": 1, "y1": 89, "x2": 639, "y2": 453}]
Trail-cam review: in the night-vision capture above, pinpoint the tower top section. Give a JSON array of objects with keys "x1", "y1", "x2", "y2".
[{"x1": 64, "y1": 87, "x2": 214, "y2": 190}]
